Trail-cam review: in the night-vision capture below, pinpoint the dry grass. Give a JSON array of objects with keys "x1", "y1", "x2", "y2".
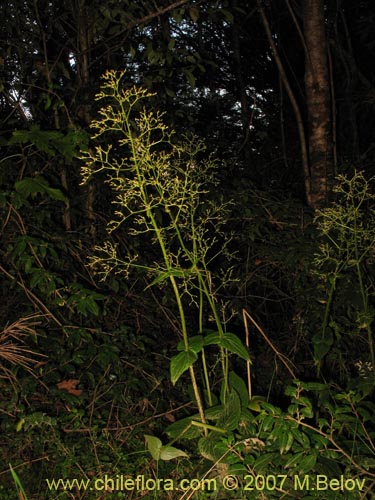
[{"x1": 0, "y1": 314, "x2": 46, "y2": 383}]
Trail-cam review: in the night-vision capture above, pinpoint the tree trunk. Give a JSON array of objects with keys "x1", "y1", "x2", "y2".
[
  {"x1": 255, "y1": 0, "x2": 310, "y2": 202},
  {"x1": 304, "y1": 0, "x2": 334, "y2": 209}
]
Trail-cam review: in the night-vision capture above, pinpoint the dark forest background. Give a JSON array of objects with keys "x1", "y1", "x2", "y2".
[{"x1": 1, "y1": 1, "x2": 375, "y2": 498}]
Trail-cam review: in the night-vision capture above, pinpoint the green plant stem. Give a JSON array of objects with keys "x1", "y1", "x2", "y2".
[
  {"x1": 355, "y1": 262, "x2": 375, "y2": 367},
  {"x1": 169, "y1": 273, "x2": 206, "y2": 427},
  {"x1": 149, "y1": 214, "x2": 207, "y2": 426},
  {"x1": 197, "y1": 271, "x2": 229, "y2": 400},
  {"x1": 198, "y1": 282, "x2": 213, "y2": 406},
  {"x1": 165, "y1": 188, "x2": 229, "y2": 401},
  {"x1": 351, "y1": 195, "x2": 375, "y2": 368},
  {"x1": 321, "y1": 271, "x2": 338, "y2": 341},
  {"x1": 124, "y1": 106, "x2": 208, "y2": 427}
]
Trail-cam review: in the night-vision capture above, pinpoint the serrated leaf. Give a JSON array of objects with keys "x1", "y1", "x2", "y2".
[{"x1": 170, "y1": 350, "x2": 197, "y2": 385}]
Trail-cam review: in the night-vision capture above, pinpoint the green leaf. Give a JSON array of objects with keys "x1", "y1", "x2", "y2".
[
  {"x1": 259, "y1": 401, "x2": 282, "y2": 415},
  {"x1": 145, "y1": 435, "x2": 188, "y2": 461},
  {"x1": 15, "y1": 176, "x2": 66, "y2": 201},
  {"x1": 146, "y1": 269, "x2": 186, "y2": 288},
  {"x1": 165, "y1": 87, "x2": 176, "y2": 98},
  {"x1": 248, "y1": 396, "x2": 265, "y2": 412},
  {"x1": 29, "y1": 269, "x2": 45, "y2": 289},
  {"x1": 16, "y1": 418, "x2": 25, "y2": 432},
  {"x1": 10, "y1": 126, "x2": 87, "y2": 161},
  {"x1": 219, "y1": 390, "x2": 241, "y2": 431},
  {"x1": 300, "y1": 382, "x2": 328, "y2": 391},
  {"x1": 204, "y1": 331, "x2": 220, "y2": 345},
  {"x1": 280, "y1": 431, "x2": 294, "y2": 454},
  {"x1": 184, "y1": 68, "x2": 196, "y2": 87},
  {"x1": 285, "y1": 451, "x2": 305, "y2": 469},
  {"x1": 9, "y1": 463, "x2": 28, "y2": 499},
  {"x1": 44, "y1": 186, "x2": 67, "y2": 201},
  {"x1": 312, "y1": 328, "x2": 333, "y2": 362},
  {"x1": 204, "y1": 332, "x2": 249, "y2": 361},
  {"x1": 11, "y1": 125, "x2": 61, "y2": 155},
  {"x1": 198, "y1": 433, "x2": 223, "y2": 461},
  {"x1": 172, "y1": 9, "x2": 183, "y2": 23},
  {"x1": 189, "y1": 6, "x2": 199, "y2": 22},
  {"x1": 45, "y1": 95, "x2": 52, "y2": 110},
  {"x1": 229, "y1": 371, "x2": 249, "y2": 407},
  {"x1": 298, "y1": 452, "x2": 317, "y2": 473},
  {"x1": 170, "y1": 350, "x2": 197, "y2": 385},
  {"x1": 84, "y1": 297, "x2": 100, "y2": 316},
  {"x1": 259, "y1": 414, "x2": 275, "y2": 433},
  {"x1": 221, "y1": 333, "x2": 250, "y2": 361},
  {"x1": 253, "y1": 453, "x2": 279, "y2": 472},
  {"x1": 160, "y1": 445, "x2": 188, "y2": 461},
  {"x1": 237, "y1": 409, "x2": 255, "y2": 435},
  {"x1": 165, "y1": 415, "x2": 201, "y2": 440},
  {"x1": 145, "y1": 434, "x2": 162, "y2": 460},
  {"x1": 204, "y1": 404, "x2": 225, "y2": 420},
  {"x1": 291, "y1": 428, "x2": 310, "y2": 449},
  {"x1": 220, "y1": 9, "x2": 234, "y2": 23},
  {"x1": 54, "y1": 129, "x2": 89, "y2": 161},
  {"x1": 177, "y1": 335, "x2": 203, "y2": 353}
]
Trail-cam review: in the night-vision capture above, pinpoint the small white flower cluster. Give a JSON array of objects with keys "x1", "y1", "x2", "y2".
[{"x1": 354, "y1": 360, "x2": 374, "y2": 377}]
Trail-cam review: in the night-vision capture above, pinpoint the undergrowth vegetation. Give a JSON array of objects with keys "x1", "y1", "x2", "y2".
[{"x1": 1, "y1": 72, "x2": 375, "y2": 499}]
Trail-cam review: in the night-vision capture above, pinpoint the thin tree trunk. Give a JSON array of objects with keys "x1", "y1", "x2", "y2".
[
  {"x1": 77, "y1": 0, "x2": 96, "y2": 236},
  {"x1": 255, "y1": 0, "x2": 311, "y2": 202},
  {"x1": 304, "y1": 0, "x2": 334, "y2": 208}
]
